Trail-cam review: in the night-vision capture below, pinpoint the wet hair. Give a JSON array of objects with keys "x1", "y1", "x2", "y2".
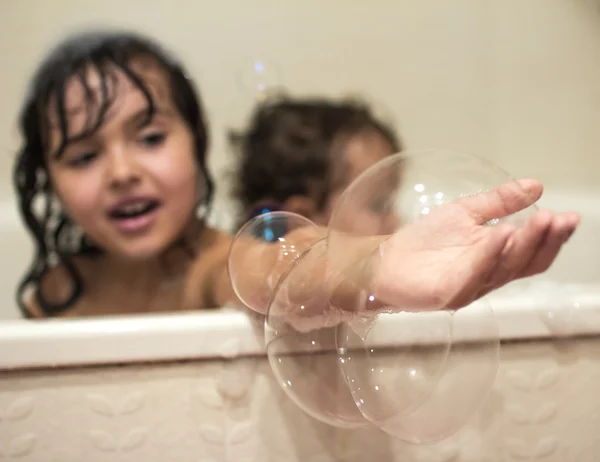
[
  {"x1": 13, "y1": 29, "x2": 214, "y2": 317},
  {"x1": 230, "y1": 95, "x2": 402, "y2": 226}
]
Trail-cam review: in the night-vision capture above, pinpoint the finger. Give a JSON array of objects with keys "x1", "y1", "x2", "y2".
[
  {"x1": 445, "y1": 224, "x2": 514, "y2": 309},
  {"x1": 521, "y1": 212, "x2": 580, "y2": 277},
  {"x1": 458, "y1": 179, "x2": 543, "y2": 224},
  {"x1": 564, "y1": 211, "x2": 581, "y2": 237},
  {"x1": 492, "y1": 210, "x2": 553, "y2": 287}
]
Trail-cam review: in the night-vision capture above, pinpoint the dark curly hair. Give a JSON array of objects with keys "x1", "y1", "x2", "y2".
[
  {"x1": 13, "y1": 29, "x2": 214, "y2": 317},
  {"x1": 229, "y1": 95, "x2": 402, "y2": 227}
]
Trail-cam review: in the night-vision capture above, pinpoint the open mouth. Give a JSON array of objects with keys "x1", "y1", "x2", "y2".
[{"x1": 108, "y1": 200, "x2": 160, "y2": 221}]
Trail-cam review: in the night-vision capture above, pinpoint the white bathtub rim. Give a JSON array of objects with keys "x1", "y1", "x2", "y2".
[{"x1": 1, "y1": 285, "x2": 599, "y2": 371}]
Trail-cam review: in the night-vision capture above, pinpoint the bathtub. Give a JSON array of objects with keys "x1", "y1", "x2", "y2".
[{"x1": 0, "y1": 190, "x2": 598, "y2": 462}]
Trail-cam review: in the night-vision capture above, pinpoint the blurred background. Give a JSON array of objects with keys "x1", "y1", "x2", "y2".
[{"x1": 0, "y1": 0, "x2": 599, "y2": 317}]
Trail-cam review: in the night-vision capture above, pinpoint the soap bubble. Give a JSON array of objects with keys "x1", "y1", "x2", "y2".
[
  {"x1": 228, "y1": 211, "x2": 323, "y2": 314},
  {"x1": 374, "y1": 299, "x2": 499, "y2": 443},
  {"x1": 327, "y1": 150, "x2": 535, "y2": 442},
  {"x1": 534, "y1": 279, "x2": 600, "y2": 340},
  {"x1": 229, "y1": 213, "x2": 369, "y2": 427},
  {"x1": 335, "y1": 310, "x2": 452, "y2": 433},
  {"x1": 533, "y1": 279, "x2": 578, "y2": 337},
  {"x1": 227, "y1": 59, "x2": 282, "y2": 134},
  {"x1": 265, "y1": 238, "x2": 370, "y2": 428},
  {"x1": 236, "y1": 59, "x2": 280, "y2": 100},
  {"x1": 228, "y1": 149, "x2": 538, "y2": 443}
]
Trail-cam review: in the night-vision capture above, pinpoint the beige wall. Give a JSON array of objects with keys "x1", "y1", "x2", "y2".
[
  {"x1": 0, "y1": 0, "x2": 598, "y2": 315},
  {"x1": 1, "y1": 0, "x2": 599, "y2": 201}
]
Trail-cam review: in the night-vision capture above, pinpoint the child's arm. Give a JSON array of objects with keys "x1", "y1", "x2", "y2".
[{"x1": 200, "y1": 179, "x2": 579, "y2": 315}]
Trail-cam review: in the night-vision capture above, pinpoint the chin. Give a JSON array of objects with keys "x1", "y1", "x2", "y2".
[
  {"x1": 99, "y1": 224, "x2": 190, "y2": 261},
  {"x1": 116, "y1": 246, "x2": 163, "y2": 261},
  {"x1": 111, "y1": 236, "x2": 173, "y2": 261}
]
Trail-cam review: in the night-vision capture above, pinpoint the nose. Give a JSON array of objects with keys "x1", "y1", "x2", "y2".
[{"x1": 106, "y1": 148, "x2": 140, "y2": 190}]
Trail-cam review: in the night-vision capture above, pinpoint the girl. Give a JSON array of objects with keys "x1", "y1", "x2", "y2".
[
  {"x1": 230, "y1": 95, "x2": 402, "y2": 232},
  {"x1": 13, "y1": 28, "x2": 579, "y2": 319}
]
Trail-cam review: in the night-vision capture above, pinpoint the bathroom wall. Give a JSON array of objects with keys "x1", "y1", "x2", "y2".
[
  {"x1": 1, "y1": 0, "x2": 599, "y2": 209},
  {"x1": 0, "y1": 0, "x2": 598, "y2": 317}
]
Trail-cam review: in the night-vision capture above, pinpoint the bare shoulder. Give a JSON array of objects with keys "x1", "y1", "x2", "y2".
[
  {"x1": 184, "y1": 226, "x2": 234, "y2": 310},
  {"x1": 22, "y1": 255, "x2": 98, "y2": 318}
]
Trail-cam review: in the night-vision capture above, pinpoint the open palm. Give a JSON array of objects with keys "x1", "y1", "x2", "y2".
[{"x1": 373, "y1": 179, "x2": 580, "y2": 311}]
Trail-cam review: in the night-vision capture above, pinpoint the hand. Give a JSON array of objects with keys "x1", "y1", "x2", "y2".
[{"x1": 373, "y1": 179, "x2": 580, "y2": 310}]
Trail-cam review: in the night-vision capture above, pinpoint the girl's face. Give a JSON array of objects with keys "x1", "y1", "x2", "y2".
[{"x1": 45, "y1": 60, "x2": 200, "y2": 260}]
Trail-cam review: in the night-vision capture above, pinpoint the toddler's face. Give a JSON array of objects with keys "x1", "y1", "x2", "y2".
[
  {"x1": 313, "y1": 130, "x2": 400, "y2": 235},
  {"x1": 45, "y1": 59, "x2": 200, "y2": 260}
]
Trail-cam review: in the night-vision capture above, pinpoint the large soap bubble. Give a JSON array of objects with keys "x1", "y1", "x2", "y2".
[
  {"x1": 228, "y1": 150, "x2": 538, "y2": 443},
  {"x1": 327, "y1": 150, "x2": 535, "y2": 442}
]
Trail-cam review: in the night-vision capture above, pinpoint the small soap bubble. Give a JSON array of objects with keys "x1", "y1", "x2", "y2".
[
  {"x1": 534, "y1": 279, "x2": 597, "y2": 339},
  {"x1": 236, "y1": 59, "x2": 280, "y2": 100},
  {"x1": 228, "y1": 211, "x2": 323, "y2": 315},
  {"x1": 537, "y1": 283, "x2": 576, "y2": 337},
  {"x1": 226, "y1": 59, "x2": 282, "y2": 135}
]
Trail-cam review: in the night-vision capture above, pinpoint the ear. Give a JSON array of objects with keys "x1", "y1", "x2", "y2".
[{"x1": 282, "y1": 195, "x2": 318, "y2": 219}]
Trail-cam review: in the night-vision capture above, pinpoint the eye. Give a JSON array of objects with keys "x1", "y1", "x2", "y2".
[
  {"x1": 140, "y1": 132, "x2": 166, "y2": 147},
  {"x1": 68, "y1": 152, "x2": 97, "y2": 168}
]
